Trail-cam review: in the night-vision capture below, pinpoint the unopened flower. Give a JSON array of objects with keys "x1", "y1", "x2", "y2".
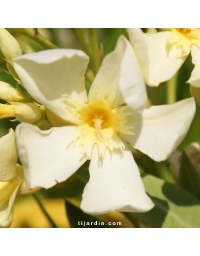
[
  {"x1": 0, "y1": 129, "x2": 37, "y2": 227},
  {"x1": 0, "y1": 29, "x2": 22, "y2": 63},
  {"x1": 0, "y1": 102, "x2": 45, "y2": 124},
  {"x1": 0, "y1": 81, "x2": 29, "y2": 102},
  {"x1": 13, "y1": 36, "x2": 195, "y2": 215},
  {"x1": 126, "y1": 28, "x2": 200, "y2": 90},
  {"x1": 0, "y1": 81, "x2": 45, "y2": 124}
]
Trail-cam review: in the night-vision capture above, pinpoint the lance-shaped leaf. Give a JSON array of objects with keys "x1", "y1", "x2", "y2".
[{"x1": 128, "y1": 175, "x2": 200, "y2": 228}]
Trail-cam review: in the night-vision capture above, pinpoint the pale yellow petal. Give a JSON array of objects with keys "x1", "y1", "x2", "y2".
[{"x1": 0, "y1": 129, "x2": 17, "y2": 181}]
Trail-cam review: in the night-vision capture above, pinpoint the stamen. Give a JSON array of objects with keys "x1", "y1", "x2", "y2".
[{"x1": 93, "y1": 115, "x2": 105, "y2": 143}]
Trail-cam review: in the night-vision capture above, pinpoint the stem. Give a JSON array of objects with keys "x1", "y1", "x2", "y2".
[
  {"x1": 34, "y1": 33, "x2": 57, "y2": 49},
  {"x1": 33, "y1": 194, "x2": 57, "y2": 228},
  {"x1": 166, "y1": 73, "x2": 178, "y2": 104},
  {"x1": 88, "y1": 28, "x2": 101, "y2": 74},
  {"x1": 74, "y1": 28, "x2": 91, "y2": 56},
  {"x1": 21, "y1": 29, "x2": 57, "y2": 49}
]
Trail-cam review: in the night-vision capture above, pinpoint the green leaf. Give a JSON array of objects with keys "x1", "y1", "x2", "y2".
[
  {"x1": 131, "y1": 175, "x2": 200, "y2": 228},
  {"x1": 179, "y1": 151, "x2": 200, "y2": 199},
  {"x1": 65, "y1": 201, "x2": 108, "y2": 228}
]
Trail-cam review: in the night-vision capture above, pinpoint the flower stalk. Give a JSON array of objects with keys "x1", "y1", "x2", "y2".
[
  {"x1": 74, "y1": 28, "x2": 91, "y2": 56},
  {"x1": 33, "y1": 194, "x2": 57, "y2": 228},
  {"x1": 89, "y1": 28, "x2": 101, "y2": 74},
  {"x1": 19, "y1": 28, "x2": 57, "y2": 49},
  {"x1": 167, "y1": 73, "x2": 178, "y2": 104}
]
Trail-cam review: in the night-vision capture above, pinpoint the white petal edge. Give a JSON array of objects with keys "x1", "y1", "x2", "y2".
[
  {"x1": 16, "y1": 164, "x2": 40, "y2": 196},
  {"x1": 80, "y1": 143, "x2": 154, "y2": 215},
  {"x1": 89, "y1": 35, "x2": 147, "y2": 112},
  {"x1": 127, "y1": 29, "x2": 186, "y2": 86},
  {"x1": 13, "y1": 49, "x2": 89, "y2": 119},
  {"x1": 0, "y1": 129, "x2": 17, "y2": 181},
  {"x1": 187, "y1": 45, "x2": 200, "y2": 87},
  {"x1": 120, "y1": 97, "x2": 196, "y2": 161},
  {"x1": 15, "y1": 123, "x2": 87, "y2": 189}
]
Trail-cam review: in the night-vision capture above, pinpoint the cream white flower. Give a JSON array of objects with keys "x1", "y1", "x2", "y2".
[
  {"x1": 126, "y1": 28, "x2": 200, "y2": 89},
  {"x1": 13, "y1": 36, "x2": 195, "y2": 215},
  {"x1": 0, "y1": 129, "x2": 36, "y2": 227}
]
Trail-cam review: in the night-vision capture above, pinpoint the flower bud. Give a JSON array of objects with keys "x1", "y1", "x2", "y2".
[
  {"x1": 14, "y1": 103, "x2": 45, "y2": 124},
  {"x1": 185, "y1": 141, "x2": 200, "y2": 174},
  {"x1": 0, "y1": 29, "x2": 22, "y2": 62},
  {"x1": 169, "y1": 141, "x2": 200, "y2": 181},
  {"x1": 0, "y1": 81, "x2": 29, "y2": 102},
  {"x1": 168, "y1": 151, "x2": 181, "y2": 181},
  {"x1": 0, "y1": 104, "x2": 15, "y2": 119}
]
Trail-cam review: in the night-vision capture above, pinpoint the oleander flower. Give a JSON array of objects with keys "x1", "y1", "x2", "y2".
[
  {"x1": 0, "y1": 129, "x2": 36, "y2": 227},
  {"x1": 13, "y1": 36, "x2": 195, "y2": 215},
  {"x1": 126, "y1": 28, "x2": 200, "y2": 91},
  {"x1": 127, "y1": 28, "x2": 200, "y2": 105}
]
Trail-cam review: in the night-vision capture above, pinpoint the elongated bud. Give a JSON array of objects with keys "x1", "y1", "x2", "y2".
[
  {"x1": 14, "y1": 103, "x2": 45, "y2": 124},
  {"x1": 0, "y1": 29, "x2": 22, "y2": 62},
  {"x1": 0, "y1": 104, "x2": 15, "y2": 118},
  {"x1": 0, "y1": 81, "x2": 29, "y2": 102}
]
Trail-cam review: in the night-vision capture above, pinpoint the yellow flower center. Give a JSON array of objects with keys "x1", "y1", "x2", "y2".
[
  {"x1": 80, "y1": 103, "x2": 121, "y2": 143},
  {"x1": 175, "y1": 28, "x2": 199, "y2": 37},
  {"x1": 62, "y1": 94, "x2": 134, "y2": 157},
  {"x1": 167, "y1": 28, "x2": 200, "y2": 56},
  {"x1": 82, "y1": 105, "x2": 112, "y2": 129}
]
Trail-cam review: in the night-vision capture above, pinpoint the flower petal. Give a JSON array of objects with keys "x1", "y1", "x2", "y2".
[
  {"x1": 16, "y1": 164, "x2": 40, "y2": 196},
  {"x1": 15, "y1": 123, "x2": 87, "y2": 189},
  {"x1": 0, "y1": 129, "x2": 17, "y2": 181},
  {"x1": 13, "y1": 49, "x2": 89, "y2": 118},
  {"x1": 187, "y1": 45, "x2": 200, "y2": 87},
  {"x1": 0, "y1": 178, "x2": 21, "y2": 227},
  {"x1": 80, "y1": 143, "x2": 154, "y2": 215},
  {"x1": 127, "y1": 29, "x2": 186, "y2": 86},
  {"x1": 89, "y1": 35, "x2": 147, "y2": 111},
  {"x1": 120, "y1": 98, "x2": 196, "y2": 161}
]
